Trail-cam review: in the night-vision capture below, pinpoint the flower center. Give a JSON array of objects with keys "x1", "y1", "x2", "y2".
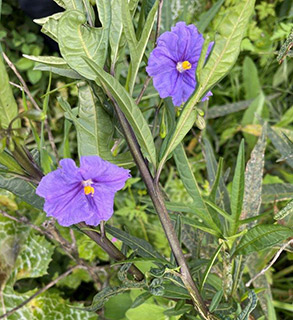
[
  {"x1": 82, "y1": 179, "x2": 94, "y2": 196},
  {"x1": 176, "y1": 60, "x2": 192, "y2": 73}
]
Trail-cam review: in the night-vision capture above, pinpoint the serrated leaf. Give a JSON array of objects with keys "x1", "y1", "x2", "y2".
[
  {"x1": 105, "y1": 225, "x2": 168, "y2": 264},
  {"x1": 229, "y1": 140, "x2": 245, "y2": 235},
  {"x1": 0, "y1": 56, "x2": 19, "y2": 129},
  {"x1": 173, "y1": 144, "x2": 222, "y2": 235},
  {"x1": 1, "y1": 286, "x2": 96, "y2": 320},
  {"x1": 0, "y1": 173, "x2": 44, "y2": 210},
  {"x1": 236, "y1": 290, "x2": 258, "y2": 320},
  {"x1": 83, "y1": 58, "x2": 157, "y2": 166},
  {"x1": 262, "y1": 183, "x2": 293, "y2": 203},
  {"x1": 242, "y1": 124, "x2": 267, "y2": 223},
  {"x1": 274, "y1": 200, "x2": 293, "y2": 220},
  {"x1": 157, "y1": 0, "x2": 255, "y2": 172},
  {"x1": 58, "y1": 7, "x2": 110, "y2": 80},
  {"x1": 234, "y1": 224, "x2": 293, "y2": 255},
  {"x1": 16, "y1": 234, "x2": 54, "y2": 280}
]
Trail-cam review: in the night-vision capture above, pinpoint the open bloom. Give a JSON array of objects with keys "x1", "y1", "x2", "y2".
[
  {"x1": 146, "y1": 22, "x2": 213, "y2": 106},
  {"x1": 36, "y1": 156, "x2": 130, "y2": 226}
]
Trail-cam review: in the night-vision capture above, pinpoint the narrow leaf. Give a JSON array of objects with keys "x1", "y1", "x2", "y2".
[
  {"x1": 229, "y1": 140, "x2": 245, "y2": 235},
  {"x1": 234, "y1": 224, "x2": 293, "y2": 255},
  {"x1": 274, "y1": 200, "x2": 293, "y2": 221}
]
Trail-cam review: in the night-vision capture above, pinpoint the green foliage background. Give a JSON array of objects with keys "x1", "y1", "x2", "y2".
[{"x1": 0, "y1": 0, "x2": 292, "y2": 319}]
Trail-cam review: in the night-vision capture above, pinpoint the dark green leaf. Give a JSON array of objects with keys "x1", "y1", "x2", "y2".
[
  {"x1": 236, "y1": 290, "x2": 258, "y2": 320},
  {"x1": 262, "y1": 183, "x2": 293, "y2": 203},
  {"x1": 234, "y1": 225, "x2": 293, "y2": 255}
]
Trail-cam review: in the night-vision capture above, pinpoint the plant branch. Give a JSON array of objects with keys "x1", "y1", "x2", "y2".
[
  {"x1": 246, "y1": 239, "x2": 293, "y2": 287},
  {"x1": 107, "y1": 93, "x2": 211, "y2": 319},
  {"x1": 2, "y1": 52, "x2": 59, "y2": 163},
  {"x1": 0, "y1": 265, "x2": 79, "y2": 319},
  {"x1": 77, "y1": 222, "x2": 144, "y2": 281}
]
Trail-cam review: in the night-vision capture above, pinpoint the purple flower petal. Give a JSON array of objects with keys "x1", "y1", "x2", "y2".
[
  {"x1": 146, "y1": 21, "x2": 213, "y2": 106},
  {"x1": 36, "y1": 156, "x2": 130, "y2": 227}
]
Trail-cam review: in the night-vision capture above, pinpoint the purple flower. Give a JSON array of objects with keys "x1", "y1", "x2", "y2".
[
  {"x1": 36, "y1": 156, "x2": 130, "y2": 227},
  {"x1": 146, "y1": 22, "x2": 213, "y2": 106}
]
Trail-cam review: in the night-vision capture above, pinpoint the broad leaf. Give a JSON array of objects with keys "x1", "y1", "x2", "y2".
[
  {"x1": 16, "y1": 234, "x2": 54, "y2": 280},
  {"x1": 234, "y1": 224, "x2": 293, "y2": 255},
  {"x1": 0, "y1": 173, "x2": 44, "y2": 210},
  {"x1": 0, "y1": 56, "x2": 19, "y2": 129},
  {"x1": 84, "y1": 58, "x2": 157, "y2": 166},
  {"x1": 58, "y1": 7, "x2": 110, "y2": 80}
]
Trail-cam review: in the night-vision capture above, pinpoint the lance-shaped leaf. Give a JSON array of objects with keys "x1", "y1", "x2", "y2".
[
  {"x1": 157, "y1": 0, "x2": 255, "y2": 173},
  {"x1": 122, "y1": 0, "x2": 158, "y2": 95},
  {"x1": 105, "y1": 225, "x2": 168, "y2": 264},
  {"x1": 58, "y1": 6, "x2": 110, "y2": 80},
  {"x1": 234, "y1": 224, "x2": 293, "y2": 255},
  {"x1": 236, "y1": 290, "x2": 258, "y2": 320},
  {"x1": 173, "y1": 144, "x2": 222, "y2": 235},
  {"x1": 83, "y1": 57, "x2": 157, "y2": 166},
  {"x1": 241, "y1": 124, "x2": 267, "y2": 224},
  {"x1": 274, "y1": 200, "x2": 293, "y2": 221},
  {"x1": 262, "y1": 183, "x2": 293, "y2": 203},
  {"x1": 229, "y1": 140, "x2": 245, "y2": 235}
]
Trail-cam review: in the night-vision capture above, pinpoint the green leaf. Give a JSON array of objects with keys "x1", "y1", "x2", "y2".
[
  {"x1": 34, "y1": 12, "x2": 64, "y2": 42},
  {"x1": 83, "y1": 57, "x2": 157, "y2": 166},
  {"x1": 122, "y1": 0, "x2": 159, "y2": 95},
  {"x1": 197, "y1": 0, "x2": 225, "y2": 33},
  {"x1": 130, "y1": 292, "x2": 152, "y2": 309},
  {"x1": 59, "y1": 85, "x2": 133, "y2": 167},
  {"x1": 109, "y1": 0, "x2": 124, "y2": 72},
  {"x1": 203, "y1": 138, "x2": 230, "y2": 212},
  {"x1": 234, "y1": 224, "x2": 293, "y2": 255},
  {"x1": 161, "y1": 283, "x2": 190, "y2": 299},
  {"x1": 0, "y1": 151, "x2": 25, "y2": 174},
  {"x1": 268, "y1": 125, "x2": 293, "y2": 168},
  {"x1": 242, "y1": 124, "x2": 267, "y2": 223},
  {"x1": 209, "y1": 289, "x2": 223, "y2": 313},
  {"x1": 126, "y1": 302, "x2": 166, "y2": 320},
  {"x1": 262, "y1": 183, "x2": 293, "y2": 203},
  {"x1": 0, "y1": 56, "x2": 19, "y2": 129},
  {"x1": 243, "y1": 56, "x2": 261, "y2": 99},
  {"x1": 236, "y1": 290, "x2": 258, "y2": 320},
  {"x1": 157, "y1": 0, "x2": 255, "y2": 172},
  {"x1": 200, "y1": 243, "x2": 223, "y2": 291},
  {"x1": 105, "y1": 225, "x2": 168, "y2": 264},
  {"x1": 200, "y1": 0, "x2": 255, "y2": 91},
  {"x1": 173, "y1": 144, "x2": 222, "y2": 235},
  {"x1": 0, "y1": 173, "x2": 44, "y2": 210},
  {"x1": 16, "y1": 234, "x2": 54, "y2": 280},
  {"x1": 85, "y1": 285, "x2": 142, "y2": 312},
  {"x1": 58, "y1": 7, "x2": 110, "y2": 80},
  {"x1": 209, "y1": 157, "x2": 223, "y2": 202},
  {"x1": 34, "y1": 63, "x2": 83, "y2": 79},
  {"x1": 1, "y1": 287, "x2": 96, "y2": 319},
  {"x1": 274, "y1": 200, "x2": 293, "y2": 220},
  {"x1": 229, "y1": 140, "x2": 245, "y2": 235}
]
